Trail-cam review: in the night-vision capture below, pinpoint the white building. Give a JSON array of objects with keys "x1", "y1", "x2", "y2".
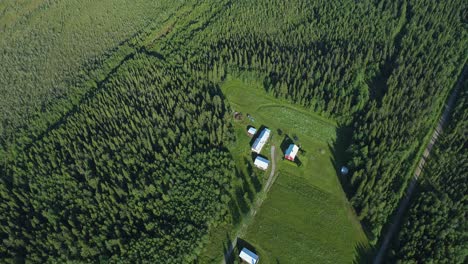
[
  {"x1": 239, "y1": 247, "x2": 259, "y2": 264},
  {"x1": 251, "y1": 128, "x2": 270, "y2": 153},
  {"x1": 254, "y1": 156, "x2": 269, "y2": 170},
  {"x1": 247, "y1": 127, "x2": 257, "y2": 136}
]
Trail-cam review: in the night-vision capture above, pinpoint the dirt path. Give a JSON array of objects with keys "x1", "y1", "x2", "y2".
[
  {"x1": 373, "y1": 66, "x2": 467, "y2": 264},
  {"x1": 264, "y1": 146, "x2": 277, "y2": 192},
  {"x1": 221, "y1": 145, "x2": 278, "y2": 264}
]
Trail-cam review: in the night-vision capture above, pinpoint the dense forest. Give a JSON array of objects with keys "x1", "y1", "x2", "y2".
[
  {"x1": 345, "y1": 0, "x2": 466, "y2": 242},
  {"x1": 0, "y1": 0, "x2": 466, "y2": 262},
  {"x1": 175, "y1": 0, "x2": 404, "y2": 118},
  {"x1": 0, "y1": 0, "x2": 187, "y2": 158},
  {"x1": 0, "y1": 54, "x2": 236, "y2": 262},
  {"x1": 387, "y1": 81, "x2": 467, "y2": 263}
]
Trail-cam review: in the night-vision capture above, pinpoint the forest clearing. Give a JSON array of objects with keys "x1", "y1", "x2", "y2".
[{"x1": 202, "y1": 76, "x2": 369, "y2": 263}]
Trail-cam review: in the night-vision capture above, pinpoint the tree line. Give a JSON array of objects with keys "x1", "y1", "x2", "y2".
[
  {"x1": 345, "y1": 0, "x2": 466, "y2": 243},
  {"x1": 387, "y1": 80, "x2": 467, "y2": 263}
]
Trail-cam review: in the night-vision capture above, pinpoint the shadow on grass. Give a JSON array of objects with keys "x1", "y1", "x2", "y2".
[
  {"x1": 328, "y1": 124, "x2": 377, "y2": 260},
  {"x1": 222, "y1": 237, "x2": 259, "y2": 264},
  {"x1": 244, "y1": 157, "x2": 262, "y2": 192},
  {"x1": 236, "y1": 238, "x2": 257, "y2": 256},
  {"x1": 328, "y1": 124, "x2": 354, "y2": 199},
  {"x1": 280, "y1": 135, "x2": 302, "y2": 167},
  {"x1": 222, "y1": 232, "x2": 236, "y2": 264},
  {"x1": 228, "y1": 154, "x2": 266, "y2": 225},
  {"x1": 352, "y1": 242, "x2": 374, "y2": 264},
  {"x1": 293, "y1": 156, "x2": 303, "y2": 167},
  {"x1": 280, "y1": 134, "x2": 294, "y2": 155}
]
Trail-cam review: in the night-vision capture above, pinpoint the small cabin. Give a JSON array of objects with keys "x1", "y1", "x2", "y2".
[
  {"x1": 247, "y1": 127, "x2": 257, "y2": 137},
  {"x1": 254, "y1": 156, "x2": 269, "y2": 170},
  {"x1": 239, "y1": 247, "x2": 259, "y2": 264},
  {"x1": 284, "y1": 144, "x2": 299, "y2": 161}
]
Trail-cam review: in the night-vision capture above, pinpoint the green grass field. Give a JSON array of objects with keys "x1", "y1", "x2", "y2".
[{"x1": 218, "y1": 75, "x2": 368, "y2": 263}]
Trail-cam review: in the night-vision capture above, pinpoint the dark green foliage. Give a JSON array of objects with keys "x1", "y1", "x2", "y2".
[
  {"x1": 0, "y1": 0, "x2": 186, "y2": 158},
  {"x1": 177, "y1": 0, "x2": 405, "y2": 118},
  {"x1": 1, "y1": 0, "x2": 467, "y2": 262},
  {"x1": 388, "y1": 83, "x2": 467, "y2": 263},
  {"x1": 345, "y1": 0, "x2": 467, "y2": 242},
  {"x1": 0, "y1": 54, "x2": 235, "y2": 262}
]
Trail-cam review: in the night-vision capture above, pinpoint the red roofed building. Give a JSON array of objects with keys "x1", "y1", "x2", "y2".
[{"x1": 285, "y1": 144, "x2": 299, "y2": 161}]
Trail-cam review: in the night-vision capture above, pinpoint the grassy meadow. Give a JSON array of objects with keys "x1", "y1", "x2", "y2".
[{"x1": 216, "y1": 75, "x2": 368, "y2": 263}]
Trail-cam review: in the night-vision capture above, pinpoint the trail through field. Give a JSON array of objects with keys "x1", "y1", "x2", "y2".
[
  {"x1": 221, "y1": 145, "x2": 278, "y2": 264},
  {"x1": 373, "y1": 65, "x2": 467, "y2": 264},
  {"x1": 264, "y1": 146, "x2": 277, "y2": 192}
]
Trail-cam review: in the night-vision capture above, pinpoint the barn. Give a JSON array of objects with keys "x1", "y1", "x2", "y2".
[
  {"x1": 285, "y1": 144, "x2": 299, "y2": 161},
  {"x1": 254, "y1": 156, "x2": 269, "y2": 170},
  {"x1": 239, "y1": 247, "x2": 259, "y2": 264},
  {"x1": 251, "y1": 128, "x2": 271, "y2": 153}
]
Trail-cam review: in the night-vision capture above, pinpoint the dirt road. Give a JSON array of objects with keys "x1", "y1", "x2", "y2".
[{"x1": 373, "y1": 66, "x2": 467, "y2": 264}]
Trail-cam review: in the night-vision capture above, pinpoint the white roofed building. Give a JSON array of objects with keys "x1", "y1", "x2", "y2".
[
  {"x1": 254, "y1": 156, "x2": 269, "y2": 170},
  {"x1": 251, "y1": 128, "x2": 270, "y2": 153},
  {"x1": 239, "y1": 248, "x2": 259, "y2": 264},
  {"x1": 247, "y1": 127, "x2": 257, "y2": 136}
]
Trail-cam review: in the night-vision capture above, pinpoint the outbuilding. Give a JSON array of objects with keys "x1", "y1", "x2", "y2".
[
  {"x1": 254, "y1": 156, "x2": 269, "y2": 170},
  {"x1": 239, "y1": 247, "x2": 259, "y2": 264},
  {"x1": 251, "y1": 128, "x2": 271, "y2": 153},
  {"x1": 247, "y1": 127, "x2": 257, "y2": 137},
  {"x1": 284, "y1": 144, "x2": 299, "y2": 161}
]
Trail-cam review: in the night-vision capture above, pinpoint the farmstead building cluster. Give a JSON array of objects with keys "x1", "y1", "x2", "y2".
[{"x1": 248, "y1": 127, "x2": 271, "y2": 170}]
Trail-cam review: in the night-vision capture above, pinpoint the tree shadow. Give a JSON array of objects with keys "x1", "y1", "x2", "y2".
[
  {"x1": 352, "y1": 242, "x2": 373, "y2": 264},
  {"x1": 328, "y1": 124, "x2": 354, "y2": 199},
  {"x1": 227, "y1": 196, "x2": 241, "y2": 226},
  {"x1": 244, "y1": 157, "x2": 262, "y2": 193},
  {"x1": 222, "y1": 232, "x2": 236, "y2": 264},
  {"x1": 329, "y1": 124, "x2": 377, "y2": 260},
  {"x1": 227, "y1": 165, "x2": 255, "y2": 224},
  {"x1": 236, "y1": 238, "x2": 257, "y2": 257}
]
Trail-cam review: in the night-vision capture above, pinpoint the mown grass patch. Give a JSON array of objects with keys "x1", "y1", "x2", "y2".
[{"x1": 244, "y1": 173, "x2": 366, "y2": 263}]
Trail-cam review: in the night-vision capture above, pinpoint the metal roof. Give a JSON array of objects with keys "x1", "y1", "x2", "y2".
[
  {"x1": 239, "y1": 248, "x2": 259, "y2": 264},
  {"x1": 251, "y1": 128, "x2": 270, "y2": 153},
  {"x1": 285, "y1": 144, "x2": 299, "y2": 159},
  {"x1": 248, "y1": 127, "x2": 257, "y2": 135},
  {"x1": 254, "y1": 156, "x2": 269, "y2": 170}
]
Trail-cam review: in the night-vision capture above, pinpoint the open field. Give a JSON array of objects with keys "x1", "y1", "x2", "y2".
[{"x1": 218, "y1": 75, "x2": 368, "y2": 263}]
